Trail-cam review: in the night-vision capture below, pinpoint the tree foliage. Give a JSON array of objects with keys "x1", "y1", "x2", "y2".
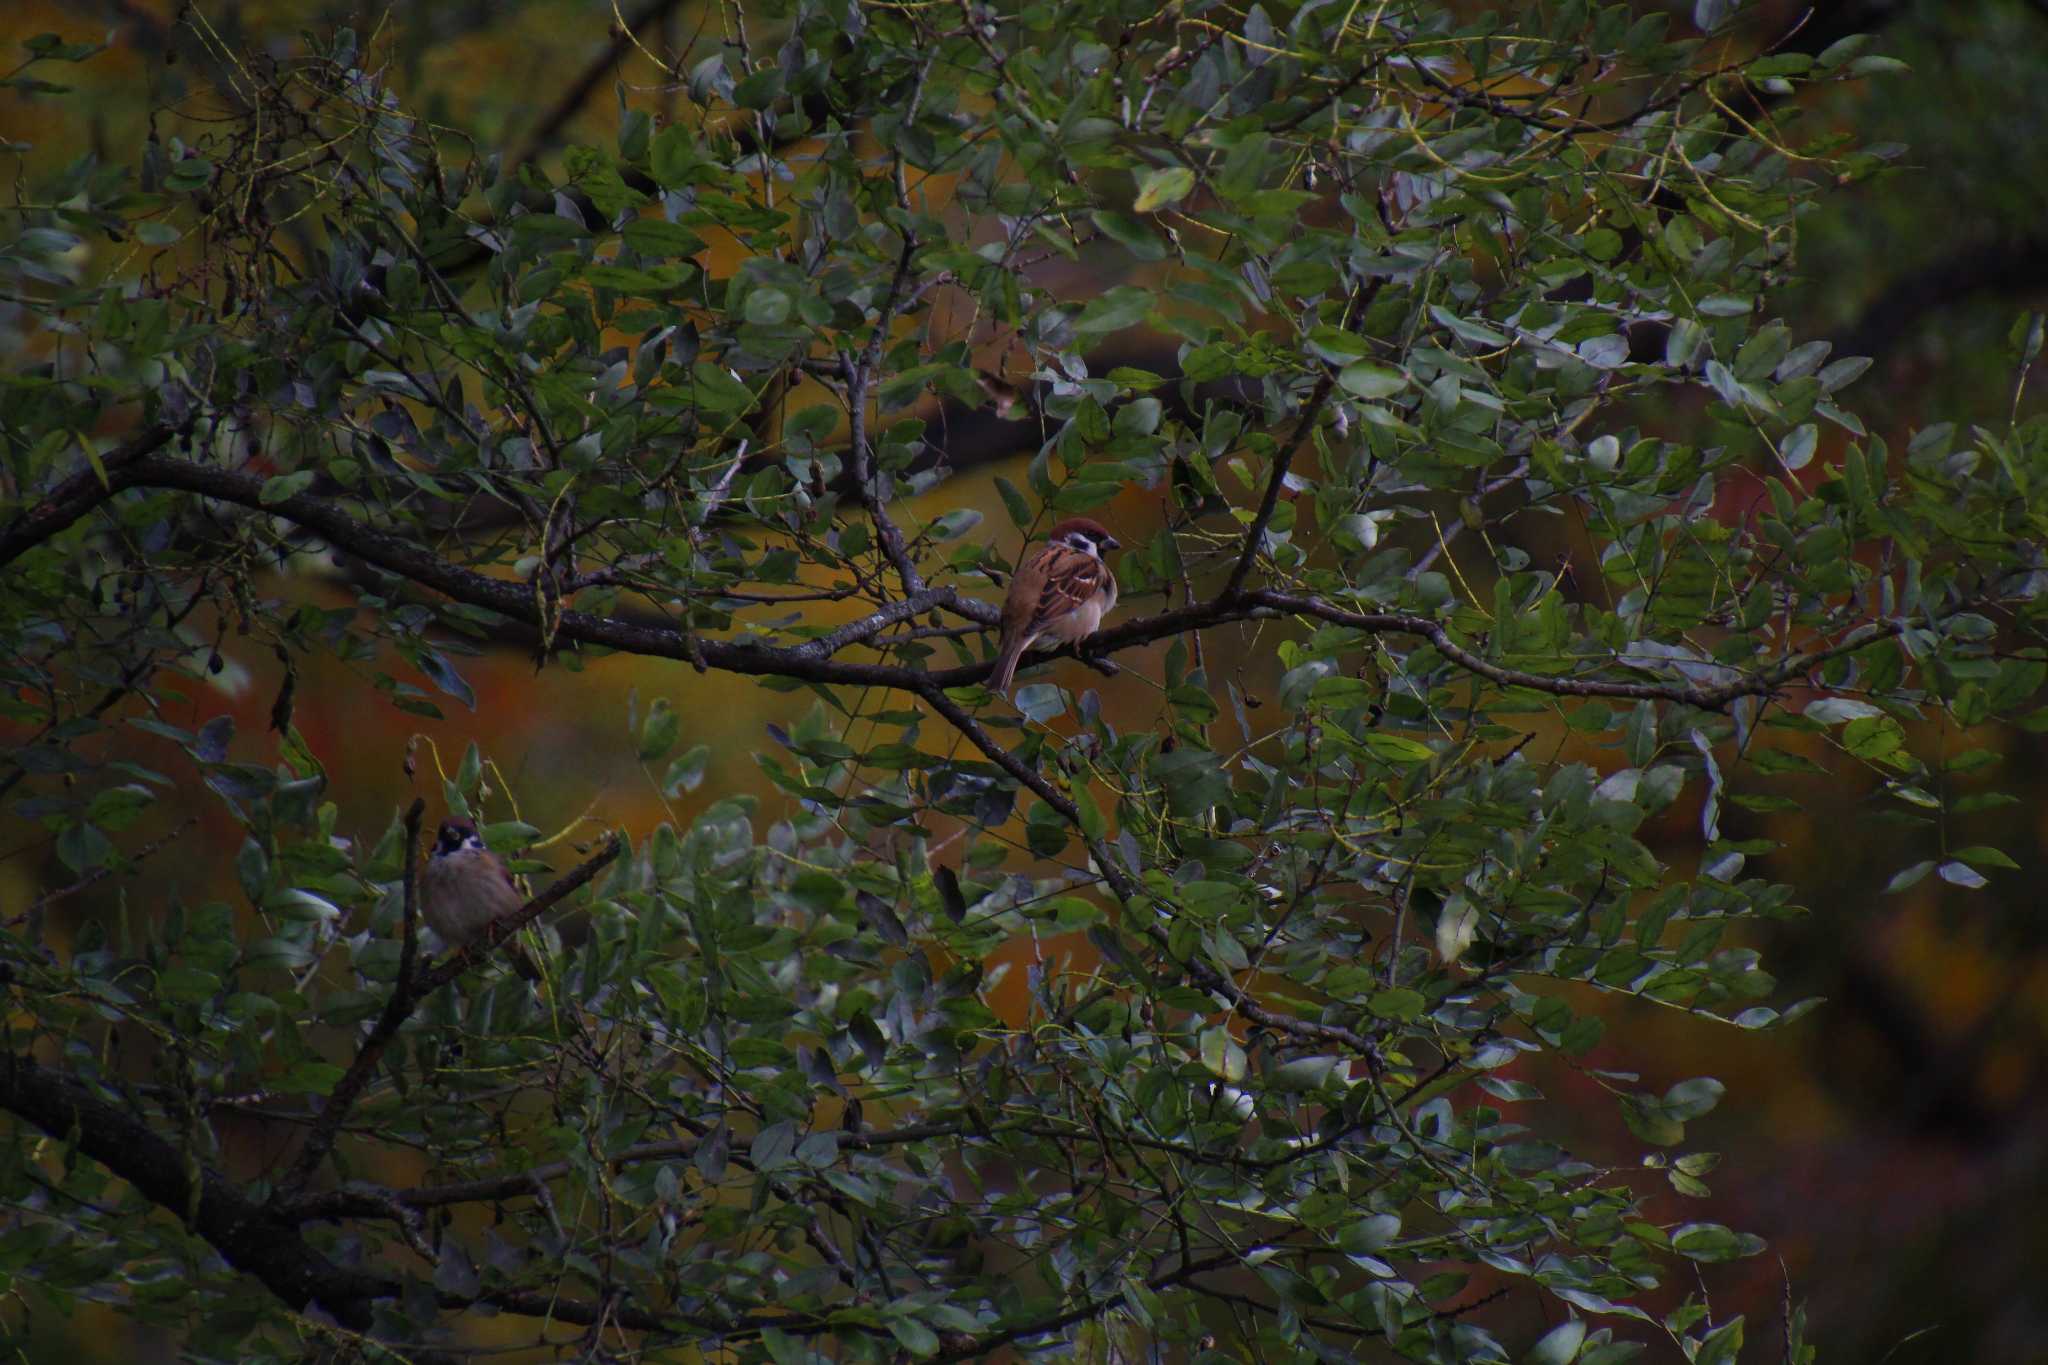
[{"x1": 1, "y1": 1, "x2": 2041, "y2": 1359}]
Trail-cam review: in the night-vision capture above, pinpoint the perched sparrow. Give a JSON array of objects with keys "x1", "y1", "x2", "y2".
[
  {"x1": 988, "y1": 517, "x2": 1121, "y2": 696},
  {"x1": 420, "y1": 818, "x2": 541, "y2": 981}
]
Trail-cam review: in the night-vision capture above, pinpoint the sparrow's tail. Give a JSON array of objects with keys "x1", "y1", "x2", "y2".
[{"x1": 988, "y1": 635, "x2": 1032, "y2": 697}]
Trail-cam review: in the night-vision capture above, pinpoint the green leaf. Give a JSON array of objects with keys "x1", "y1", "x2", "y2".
[
  {"x1": 1092, "y1": 210, "x2": 1166, "y2": 261},
  {"x1": 1621, "y1": 1094, "x2": 1685, "y2": 1147},
  {"x1": 1368, "y1": 988, "x2": 1426, "y2": 1020},
  {"x1": 1883, "y1": 861, "x2": 1934, "y2": 894},
  {"x1": 1937, "y1": 860, "x2": 1988, "y2": 889},
  {"x1": 886, "y1": 1316, "x2": 940, "y2": 1357},
  {"x1": 1662, "y1": 1077, "x2": 1723, "y2": 1121},
  {"x1": 259, "y1": 471, "x2": 315, "y2": 504},
  {"x1": 1339, "y1": 1213, "x2": 1400, "y2": 1254},
  {"x1": 663, "y1": 745, "x2": 711, "y2": 795},
  {"x1": 621, "y1": 217, "x2": 705, "y2": 257},
  {"x1": 1525, "y1": 1318, "x2": 1586, "y2": 1365},
  {"x1": 1670, "y1": 1223, "x2": 1763, "y2": 1262},
  {"x1": 1150, "y1": 746, "x2": 1230, "y2": 817},
  {"x1": 157, "y1": 966, "x2": 222, "y2": 1002},
  {"x1": 1013, "y1": 684, "x2": 1066, "y2": 722},
  {"x1": 1952, "y1": 845, "x2": 2019, "y2": 871},
  {"x1": 1361, "y1": 732, "x2": 1434, "y2": 764},
  {"x1": 994, "y1": 476, "x2": 1034, "y2": 530},
  {"x1": 1073, "y1": 286, "x2": 1154, "y2": 335},
  {"x1": 1132, "y1": 165, "x2": 1195, "y2": 213},
  {"x1": 640, "y1": 699, "x2": 680, "y2": 761},
  {"x1": 1337, "y1": 362, "x2": 1409, "y2": 399},
  {"x1": 55, "y1": 822, "x2": 112, "y2": 874},
  {"x1": 1199, "y1": 1025, "x2": 1246, "y2": 1081}
]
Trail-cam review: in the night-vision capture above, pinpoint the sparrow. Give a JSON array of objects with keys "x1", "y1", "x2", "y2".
[
  {"x1": 419, "y1": 818, "x2": 542, "y2": 980},
  {"x1": 988, "y1": 517, "x2": 1121, "y2": 696}
]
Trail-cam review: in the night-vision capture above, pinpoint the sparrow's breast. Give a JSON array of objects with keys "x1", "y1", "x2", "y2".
[
  {"x1": 421, "y1": 850, "x2": 518, "y2": 943},
  {"x1": 1042, "y1": 577, "x2": 1115, "y2": 643}
]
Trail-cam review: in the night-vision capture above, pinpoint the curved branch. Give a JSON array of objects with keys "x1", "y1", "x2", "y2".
[
  {"x1": 0, "y1": 423, "x2": 185, "y2": 566},
  {"x1": 841, "y1": 235, "x2": 928, "y2": 598},
  {"x1": 506, "y1": 0, "x2": 686, "y2": 172},
  {"x1": 1243, "y1": 589, "x2": 1906, "y2": 710},
  {"x1": 274, "y1": 799, "x2": 427, "y2": 1201}
]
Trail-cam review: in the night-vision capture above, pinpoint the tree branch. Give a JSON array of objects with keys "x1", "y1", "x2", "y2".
[
  {"x1": 0, "y1": 444, "x2": 1903, "y2": 717},
  {"x1": 276, "y1": 820, "x2": 623, "y2": 1201},
  {"x1": 274, "y1": 799, "x2": 429, "y2": 1202},
  {"x1": 0, "y1": 1052, "x2": 391, "y2": 1329},
  {"x1": 0, "y1": 422, "x2": 185, "y2": 566},
  {"x1": 932, "y1": 1246, "x2": 1264, "y2": 1362},
  {"x1": 841, "y1": 234, "x2": 928, "y2": 598},
  {"x1": 504, "y1": 0, "x2": 687, "y2": 173},
  {"x1": 1835, "y1": 234, "x2": 2048, "y2": 367},
  {"x1": 0, "y1": 1048, "x2": 835, "y2": 1341},
  {"x1": 1223, "y1": 278, "x2": 1378, "y2": 599},
  {"x1": 1222, "y1": 374, "x2": 1335, "y2": 600},
  {"x1": 411, "y1": 831, "x2": 623, "y2": 995}
]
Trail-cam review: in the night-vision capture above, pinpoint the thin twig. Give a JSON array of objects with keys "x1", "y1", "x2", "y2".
[{"x1": 12, "y1": 818, "x2": 199, "y2": 925}]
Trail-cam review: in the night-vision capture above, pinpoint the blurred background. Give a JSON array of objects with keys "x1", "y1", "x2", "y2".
[{"x1": 4, "y1": 0, "x2": 2048, "y2": 1359}]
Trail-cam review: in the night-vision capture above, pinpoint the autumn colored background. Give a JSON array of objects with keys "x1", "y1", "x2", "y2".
[{"x1": 5, "y1": 0, "x2": 2048, "y2": 1358}]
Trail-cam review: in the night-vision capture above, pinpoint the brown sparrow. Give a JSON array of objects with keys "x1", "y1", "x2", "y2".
[
  {"x1": 988, "y1": 517, "x2": 1121, "y2": 696},
  {"x1": 420, "y1": 818, "x2": 541, "y2": 980}
]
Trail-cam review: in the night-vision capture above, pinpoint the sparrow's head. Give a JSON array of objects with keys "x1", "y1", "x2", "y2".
[
  {"x1": 1047, "y1": 518, "x2": 1120, "y2": 557},
  {"x1": 433, "y1": 818, "x2": 483, "y2": 857}
]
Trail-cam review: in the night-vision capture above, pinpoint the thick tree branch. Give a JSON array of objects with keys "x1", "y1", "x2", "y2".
[
  {"x1": 505, "y1": 0, "x2": 686, "y2": 173},
  {"x1": 0, "y1": 1051, "x2": 826, "y2": 1340},
  {"x1": 0, "y1": 1052, "x2": 390, "y2": 1329}
]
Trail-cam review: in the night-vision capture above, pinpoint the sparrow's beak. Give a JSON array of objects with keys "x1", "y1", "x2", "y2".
[{"x1": 1103, "y1": 534, "x2": 1121, "y2": 551}]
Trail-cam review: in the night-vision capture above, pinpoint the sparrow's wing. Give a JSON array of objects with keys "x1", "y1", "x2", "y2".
[
  {"x1": 487, "y1": 850, "x2": 543, "y2": 982},
  {"x1": 1023, "y1": 542, "x2": 1109, "y2": 635},
  {"x1": 992, "y1": 540, "x2": 1110, "y2": 695}
]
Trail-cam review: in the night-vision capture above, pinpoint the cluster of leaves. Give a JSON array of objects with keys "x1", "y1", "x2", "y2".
[{"x1": 3, "y1": 0, "x2": 2047, "y2": 1360}]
